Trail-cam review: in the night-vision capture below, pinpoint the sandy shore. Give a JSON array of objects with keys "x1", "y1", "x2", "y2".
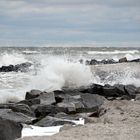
[{"x1": 18, "y1": 100, "x2": 140, "y2": 140}]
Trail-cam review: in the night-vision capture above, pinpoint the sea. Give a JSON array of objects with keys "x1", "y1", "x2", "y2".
[{"x1": 0, "y1": 47, "x2": 140, "y2": 103}]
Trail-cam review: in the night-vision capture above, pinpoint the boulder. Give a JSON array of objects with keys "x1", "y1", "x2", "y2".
[
  {"x1": 80, "y1": 84, "x2": 104, "y2": 95},
  {"x1": 102, "y1": 84, "x2": 126, "y2": 98},
  {"x1": 124, "y1": 85, "x2": 137, "y2": 98},
  {"x1": 25, "y1": 89, "x2": 42, "y2": 100},
  {"x1": 119, "y1": 57, "x2": 127, "y2": 63},
  {"x1": 90, "y1": 59, "x2": 99, "y2": 65},
  {"x1": 135, "y1": 94, "x2": 140, "y2": 100},
  {"x1": 14, "y1": 62, "x2": 32, "y2": 72},
  {"x1": 130, "y1": 58, "x2": 140, "y2": 62},
  {"x1": 0, "y1": 119, "x2": 22, "y2": 140},
  {"x1": 0, "y1": 103, "x2": 34, "y2": 116},
  {"x1": 78, "y1": 93, "x2": 104, "y2": 112},
  {"x1": 0, "y1": 62, "x2": 32, "y2": 72},
  {"x1": 37, "y1": 92, "x2": 56, "y2": 105},
  {"x1": 33, "y1": 105, "x2": 68, "y2": 117},
  {"x1": 34, "y1": 116, "x2": 75, "y2": 127},
  {"x1": 0, "y1": 109, "x2": 36, "y2": 124},
  {"x1": 17, "y1": 98, "x2": 40, "y2": 106},
  {"x1": 101, "y1": 59, "x2": 116, "y2": 64}
]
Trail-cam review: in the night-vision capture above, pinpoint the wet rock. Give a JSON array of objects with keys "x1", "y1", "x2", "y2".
[
  {"x1": 34, "y1": 116, "x2": 75, "y2": 127},
  {"x1": 78, "y1": 93, "x2": 104, "y2": 112},
  {"x1": 119, "y1": 57, "x2": 127, "y2": 63},
  {"x1": 37, "y1": 92, "x2": 56, "y2": 105},
  {"x1": 25, "y1": 89, "x2": 42, "y2": 100},
  {"x1": 0, "y1": 65, "x2": 14, "y2": 72},
  {"x1": 90, "y1": 59, "x2": 99, "y2": 65},
  {"x1": 124, "y1": 85, "x2": 137, "y2": 98},
  {"x1": 17, "y1": 98, "x2": 40, "y2": 106},
  {"x1": 102, "y1": 84, "x2": 126, "y2": 98},
  {"x1": 0, "y1": 119, "x2": 22, "y2": 140},
  {"x1": 33, "y1": 105, "x2": 68, "y2": 117},
  {"x1": 80, "y1": 84, "x2": 104, "y2": 95},
  {"x1": 135, "y1": 94, "x2": 140, "y2": 100},
  {"x1": 101, "y1": 59, "x2": 116, "y2": 64},
  {"x1": 0, "y1": 109, "x2": 36, "y2": 124},
  {"x1": 0, "y1": 62, "x2": 32, "y2": 72},
  {"x1": 130, "y1": 58, "x2": 140, "y2": 62},
  {"x1": 14, "y1": 62, "x2": 32, "y2": 72},
  {"x1": 0, "y1": 103, "x2": 34, "y2": 116}
]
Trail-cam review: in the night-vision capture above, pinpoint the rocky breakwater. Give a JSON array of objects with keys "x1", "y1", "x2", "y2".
[
  {"x1": 0, "y1": 62, "x2": 32, "y2": 72},
  {"x1": 0, "y1": 83, "x2": 140, "y2": 139},
  {"x1": 85, "y1": 57, "x2": 140, "y2": 65}
]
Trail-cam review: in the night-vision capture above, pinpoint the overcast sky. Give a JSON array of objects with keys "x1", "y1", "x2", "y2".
[{"x1": 0, "y1": 0, "x2": 140, "y2": 47}]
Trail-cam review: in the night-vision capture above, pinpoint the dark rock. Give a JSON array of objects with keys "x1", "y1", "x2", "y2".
[
  {"x1": 0, "y1": 103, "x2": 34, "y2": 116},
  {"x1": 101, "y1": 59, "x2": 116, "y2": 64},
  {"x1": 135, "y1": 94, "x2": 140, "y2": 100},
  {"x1": 85, "y1": 60, "x2": 90, "y2": 65},
  {"x1": 14, "y1": 62, "x2": 32, "y2": 72},
  {"x1": 0, "y1": 119, "x2": 22, "y2": 140},
  {"x1": 78, "y1": 93, "x2": 104, "y2": 112},
  {"x1": 34, "y1": 116, "x2": 75, "y2": 127},
  {"x1": 135, "y1": 87, "x2": 140, "y2": 94},
  {"x1": 37, "y1": 92, "x2": 56, "y2": 105},
  {"x1": 17, "y1": 98, "x2": 40, "y2": 106},
  {"x1": 119, "y1": 57, "x2": 127, "y2": 63},
  {"x1": 130, "y1": 58, "x2": 140, "y2": 62},
  {"x1": 57, "y1": 101, "x2": 84, "y2": 113},
  {"x1": 25, "y1": 89, "x2": 42, "y2": 100},
  {"x1": 124, "y1": 85, "x2": 137, "y2": 98},
  {"x1": 90, "y1": 59, "x2": 99, "y2": 65},
  {"x1": 80, "y1": 84, "x2": 104, "y2": 95},
  {"x1": 54, "y1": 112, "x2": 80, "y2": 120},
  {"x1": 0, "y1": 62, "x2": 32, "y2": 72},
  {"x1": 33, "y1": 105, "x2": 68, "y2": 117},
  {"x1": 103, "y1": 84, "x2": 126, "y2": 98},
  {"x1": 0, "y1": 109, "x2": 36, "y2": 124}
]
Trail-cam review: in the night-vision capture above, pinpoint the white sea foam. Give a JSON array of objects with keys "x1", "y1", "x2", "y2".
[
  {"x1": 87, "y1": 50, "x2": 139, "y2": 55},
  {"x1": 0, "y1": 53, "x2": 28, "y2": 67},
  {"x1": 30, "y1": 57, "x2": 93, "y2": 92}
]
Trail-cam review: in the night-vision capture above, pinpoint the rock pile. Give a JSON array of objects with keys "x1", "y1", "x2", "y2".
[{"x1": 0, "y1": 83, "x2": 139, "y2": 139}]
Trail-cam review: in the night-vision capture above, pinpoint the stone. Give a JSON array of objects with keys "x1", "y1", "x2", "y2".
[
  {"x1": 78, "y1": 93, "x2": 104, "y2": 112},
  {"x1": 14, "y1": 62, "x2": 32, "y2": 72},
  {"x1": 124, "y1": 85, "x2": 137, "y2": 98},
  {"x1": 103, "y1": 84, "x2": 125, "y2": 98},
  {"x1": 130, "y1": 58, "x2": 140, "y2": 62},
  {"x1": 90, "y1": 59, "x2": 99, "y2": 65},
  {"x1": 0, "y1": 109, "x2": 36, "y2": 124},
  {"x1": 0, "y1": 62, "x2": 32, "y2": 72},
  {"x1": 33, "y1": 105, "x2": 68, "y2": 117},
  {"x1": 135, "y1": 94, "x2": 140, "y2": 100},
  {"x1": 0, "y1": 119, "x2": 22, "y2": 140},
  {"x1": 34, "y1": 116, "x2": 75, "y2": 127},
  {"x1": 25, "y1": 89, "x2": 42, "y2": 100},
  {"x1": 80, "y1": 84, "x2": 104, "y2": 95},
  {"x1": 17, "y1": 98, "x2": 40, "y2": 106},
  {"x1": 0, "y1": 103, "x2": 34, "y2": 116},
  {"x1": 119, "y1": 57, "x2": 127, "y2": 63},
  {"x1": 37, "y1": 92, "x2": 56, "y2": 105}
]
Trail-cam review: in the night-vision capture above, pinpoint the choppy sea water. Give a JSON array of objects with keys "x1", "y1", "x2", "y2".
[{"x1": 0, "y1": 47, "x2": 140, "y2": 103}]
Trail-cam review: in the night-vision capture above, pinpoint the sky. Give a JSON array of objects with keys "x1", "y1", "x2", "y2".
[{"x1": 0, "y1": 0, "x2": 140, "y2": 47}]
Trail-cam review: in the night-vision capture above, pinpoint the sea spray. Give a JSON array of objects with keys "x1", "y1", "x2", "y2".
[
  {"x1": 30, "y1": 57, "x2": 93, "y2": 92},
  {"x1": 0, "y1": 52, "x2": 28, "y2": 67}
]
